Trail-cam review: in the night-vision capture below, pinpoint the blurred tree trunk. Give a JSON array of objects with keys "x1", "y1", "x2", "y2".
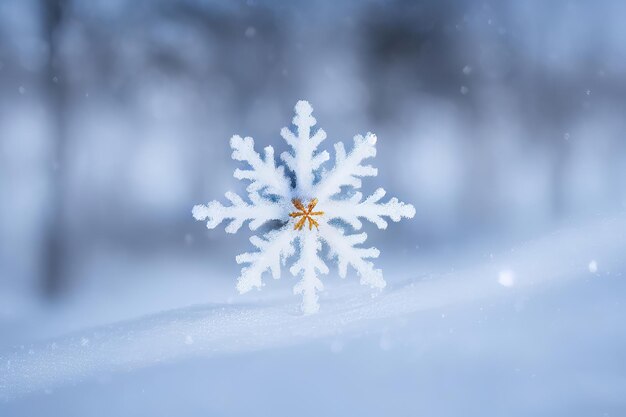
[{"x1": 42, "y1": 0, "x2": 67, "y2": 297}]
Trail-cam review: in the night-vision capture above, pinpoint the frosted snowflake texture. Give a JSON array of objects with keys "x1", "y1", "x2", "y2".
[{"x1": 193, "y1": 101, "x2": 415, "y2": 314}]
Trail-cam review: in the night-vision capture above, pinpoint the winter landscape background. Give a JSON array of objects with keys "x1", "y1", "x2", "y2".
[{"x1": 1, "y1": 0, "x2": 626, "y2": 416}]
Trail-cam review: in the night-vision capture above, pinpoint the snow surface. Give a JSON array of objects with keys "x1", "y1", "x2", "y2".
[{"x1": 1, "y1": 215, "x2": 626, "y2": 416}]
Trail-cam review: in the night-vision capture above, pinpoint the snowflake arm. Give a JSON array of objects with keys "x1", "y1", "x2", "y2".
[
  {"x1": 323, "y1": 188, "x2": 416, "y2": 230},
  {"x1": 230, "y1": 135, "x2": 291, "y2": 199},
  {"x1": 319, "y1": 225, "x2": 385, "y2": 289},
  {"x1": 192, "y1": 192, "x2": 285, "y2": 233},
  {"x1": 280, "y1": 101, "x2": 330, "y2": 196},
  {"x1": 235, "y1": 226, "x2": 296, "y2": 292},
  {"x1": 314, "y1": 133, "x2": 378, "y2": 201},
  {"x1": 290, "y1": 232, "x2": 329, "y2": 314}
]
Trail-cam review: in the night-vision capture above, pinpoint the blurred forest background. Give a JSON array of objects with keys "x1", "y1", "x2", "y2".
[{"x1": 2, "y1": 0, "x2": 626, "y2": 332}]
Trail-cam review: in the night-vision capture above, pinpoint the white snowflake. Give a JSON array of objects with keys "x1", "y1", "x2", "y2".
[{"x1": 193, "y1": 101, "x2": 415, "y2": 314}]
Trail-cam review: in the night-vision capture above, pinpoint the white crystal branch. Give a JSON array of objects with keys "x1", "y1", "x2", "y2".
[
  {"x1": 320, "y1": 225, "x2": 385, "y2": 289},
  {"x1": 236, "y1": 227, "x2": 296, "y2": 293},
  {"x1": 314, "y1": 133, "x2": 378, "y2": 201},
  {"x1": 230, "y1": 135, "x2": 291, "y2": 199},
  {"x1": 280, "y1": 101, "x2": 329, "y2": 196},
  {"x1": 324, "y1": 188, "x2": 416, "y2": 230},
  {"x1": 192, "y1": 192, "x2": 284, "y2": 234},
  {"x1": 290, "y1": 232, "x2": 329, "y2": 314}
]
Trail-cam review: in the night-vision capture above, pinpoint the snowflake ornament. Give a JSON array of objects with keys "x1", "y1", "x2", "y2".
[{"x1": 193, "y1": 101, "x2": 415, "y2": 314}]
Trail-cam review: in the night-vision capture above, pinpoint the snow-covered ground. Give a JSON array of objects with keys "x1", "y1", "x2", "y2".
[{"x1": 2, "y1": 214, "x2": 625, "y2": 416}]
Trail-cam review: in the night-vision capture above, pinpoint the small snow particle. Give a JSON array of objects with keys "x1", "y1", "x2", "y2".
[
  {"x1": 585, "y1": 89, "x2": 591, "y2": 96},
  {"x1": 498, "y1": 269, "x2": 515, "y2": 287},
  {"x1": 80, "y1": 337, "x2": 89, "y2": 347},
  {"x1": 18, "y1": 86, "x2": 25, "y2": 94},
  {"x1": 588, "y1": 260, "x2": 598, "y2": 273},
  {"x1": 462, "y1": 65, "x2": 472, "y2": 75},
  {"x1": 245, "y1": 26, "x2": 257, "y2": 38},
  {"x1": 460, "y1": 85, "x2": 469, "y2": 95},
  {"x1": 185, "y1": 335, "x2": 194, "y2": 345},
  {"x1": 563, "y1": 132, "x2": 570, "y2": 141}
]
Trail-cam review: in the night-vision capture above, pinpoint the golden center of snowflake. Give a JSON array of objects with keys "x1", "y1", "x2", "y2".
[{"x1": 289, "y1": 198, "x2": 324, "y2": 231}]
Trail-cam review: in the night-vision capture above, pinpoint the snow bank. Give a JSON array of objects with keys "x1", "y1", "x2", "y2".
[{"x1": 1, "y1": 215, "x2": 625, "y2": 400}]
